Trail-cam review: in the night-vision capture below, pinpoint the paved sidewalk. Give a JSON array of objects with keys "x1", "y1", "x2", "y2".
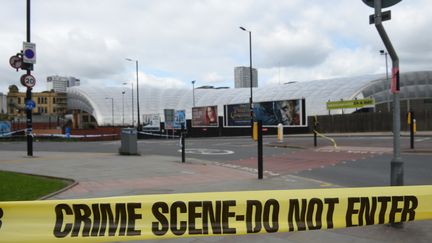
[{"x1": 0, "y1": 150, "x2": 431, "y2": 243}]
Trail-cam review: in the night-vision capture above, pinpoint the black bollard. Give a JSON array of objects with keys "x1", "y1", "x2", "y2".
[
  {"x1": 257, "y1": 120, "x2": 263, "y2": 179},
  {"x1": 181, "y1": 124, "x2": 185, "y2": 163},
  {"x1": 409, "y1": 111, "x2": 414, "y2": 149},
  {"x1": 313, "y1": 116, "x2": 318, "y2": 147}
]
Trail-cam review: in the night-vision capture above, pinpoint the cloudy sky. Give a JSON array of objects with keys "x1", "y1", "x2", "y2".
[{"x1": 0, "y1": 0, "x2": 431, "y2": 93}]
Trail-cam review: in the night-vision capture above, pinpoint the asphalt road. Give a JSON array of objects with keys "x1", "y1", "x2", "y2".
[
  {"x1": 2, "y1": 135, "x2": 432, "y2": 243},
  {"x1": 1, "y1": 135, "x2": 431, "y2": 187},
  {"x1": 298, "y1": 153, "x2": 432, "y2": 187}
]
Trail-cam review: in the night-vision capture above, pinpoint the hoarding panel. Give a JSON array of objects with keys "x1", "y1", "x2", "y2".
[
  {"x1": 0, "y1": 121, "x2": 11, "y2": 137},
  {"x1": 173, "y1": 110, "x2": 186, "y2": 129},
  {"x1": 224, "y1": 99, "x2": 306, "y2": 127},
  {"x1": 254, "y1": 100, "x2": 301, "y2": 126},
  {"x1": 164, "y1": 109, "x2": 175, "y2": 129},
  {"x1": 224, "y1": 103, "x2": 250, "y2": 127},
  {"x1": 192, "y1": 106, "x2": 218, "y2": 127},
  {"x1": 142, "y1": 114, "x2": 161, "y2": 131}
]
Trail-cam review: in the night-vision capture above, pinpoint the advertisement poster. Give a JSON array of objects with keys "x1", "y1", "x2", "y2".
[
  {"x1": 224, "y1": 103, "x2": 251, "y2": 127},
  {"x1": 0, "y1": 121, "x2": 11, "y2": 137},
  {"x1": 164, "y1": 109, "x2": 175, "y2": 130},
  {"x1": 192, "y1": 106, "x2": 218, "y2": 127},
  {"x1": 254, "y1": 99, "x2": 302, "y2": 126},
  {"x1": 173, "y1": 110, "x2": 186, "y2": 129},
  {"x1": 224, "y1": 99, "x2": 306, "y2": 127},
  {"x1": 142, "y1": 114, "x2": 161, "y2": 131}
]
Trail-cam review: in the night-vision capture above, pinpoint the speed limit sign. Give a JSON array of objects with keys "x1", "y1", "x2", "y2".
[{"x1": 20, "y1": 74, "x2": 36, "y2": 88}]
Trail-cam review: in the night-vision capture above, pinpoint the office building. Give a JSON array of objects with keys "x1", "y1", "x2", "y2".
[
  {"x1": 234, "y1": 66, "x2": 258, "y2": 88},
  {"x1": 47, "y1": 75, "x2": 80, "y2": 93}
]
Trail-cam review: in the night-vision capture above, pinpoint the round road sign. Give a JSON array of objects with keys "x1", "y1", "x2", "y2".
[
  {"x1": 9, "y1": 55, "x2": 22, "y2": 70},
  {"x1": 24, "y1": 49, "x2": 35, "y2": 59},
  {"x1": 362, "y1": 0, "x2": 402, "y2": 8},
  {"x1": 20, "y1": 74, "x2": 36, "y2": 88},
  {"x1": 25, "y1": 100, "x2": 36, "y2": 110}
]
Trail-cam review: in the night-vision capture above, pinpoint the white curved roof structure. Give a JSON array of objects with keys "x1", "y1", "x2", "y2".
[{"x1": 67, "y1": 71, "x2": 432, "y2": 126}]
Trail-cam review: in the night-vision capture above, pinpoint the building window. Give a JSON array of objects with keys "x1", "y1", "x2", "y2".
[{"x1": 18, "y1": 97, "x2": 21, "y2": 104}]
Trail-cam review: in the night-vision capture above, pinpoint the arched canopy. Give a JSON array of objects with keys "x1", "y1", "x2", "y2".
[{"x1": 67, "y1": 71, "x2": 432, "y2": 126}]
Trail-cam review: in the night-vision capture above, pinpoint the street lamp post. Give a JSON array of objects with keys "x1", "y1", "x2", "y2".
[
  {"x1": 105, "y1": 97, "x2": 114, "y2": 126},
  {"x1": 239, "y1": 26, "x2": 254, "y2": 135},
  {"x1": 122, "y1": 91, "x2": 125, "y2": 126},
  {"x1": 126, "y1": 58, "x2": 140, "y2": 130},
  {"x1": 191, "y1": 80, "x2": 196, "y2": 107},
  {"x1": 123, "y1": 82, "x2": 134, "y2": 127},
  {"x1": 380, "y1": 50, "x2": 390, "y2": 112}
]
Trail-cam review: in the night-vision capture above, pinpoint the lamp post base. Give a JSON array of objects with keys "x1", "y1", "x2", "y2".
[{"x1": 390, "y1": 160, "x2": 403, "y2": 186}]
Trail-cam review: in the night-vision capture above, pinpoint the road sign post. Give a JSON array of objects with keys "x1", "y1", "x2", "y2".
[
  {"x1": 362, "y1": 0, "x2": 404, "y2": 228},
  {"x1": 25, "y1": 0, "x2": 34, "y2": 156},
  {"x1": 363, "y1": 0, "x2": 404, "y2": 187}
]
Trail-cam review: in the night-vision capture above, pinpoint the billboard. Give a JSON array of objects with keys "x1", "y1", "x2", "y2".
[
  {"x1": 142, "y1": 114, "x2": 161, "y2": 131},
  {"x1": 192, "y1": 106, "x2": 218, "y2": 127},
  {"x1": 224, "y1": 103, "x2": 251, "y2": 127},
  {"x1": 224, "y1": 99, "x2": 306, "y2": 127},
  {"x1": 173, "y1": 110, "x2": 186, "y2": 129},
  {"x1": 0, "y1": 121, "x2": 11, "y2": 137},
  {"x1": 164, "y1": 109, "x2": 175, "y2": 129},
  {"x1": 326, "y1": 98, "x2": 375, "y2": 110}
]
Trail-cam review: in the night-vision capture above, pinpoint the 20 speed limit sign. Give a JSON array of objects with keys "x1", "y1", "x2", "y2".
[{"x1": 20, "y1": 74, "x2": 36, "y2": 88}]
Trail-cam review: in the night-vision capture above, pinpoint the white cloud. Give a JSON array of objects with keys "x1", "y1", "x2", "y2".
[
  {"x1": 257, "y1": 25, "x2": 332, "y2": 68},
  {"x1": 263, "y1": 47, "x2": 385, "y2": 84},
  {"x1": 203, "y1": 72, "x2": 225, "y2": 84},
  {"x1": 133, "y1": 72, "x2": 186, "y2": 89},
  {"x1": 0, "y1": 0, "x2": 430, "y2": 94}
]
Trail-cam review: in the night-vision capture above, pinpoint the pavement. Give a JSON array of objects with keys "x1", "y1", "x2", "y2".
[{"x1": 1, "y1": 135, "x2": 432, "y2": 242}]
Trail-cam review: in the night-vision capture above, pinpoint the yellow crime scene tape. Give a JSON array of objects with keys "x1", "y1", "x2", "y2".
[
  {"x1": 1, "y1": 185, "x2": 432, "y2": 243},
  {"x1": 313, "y1": 129, "x2": 338, "y2": 148}
]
